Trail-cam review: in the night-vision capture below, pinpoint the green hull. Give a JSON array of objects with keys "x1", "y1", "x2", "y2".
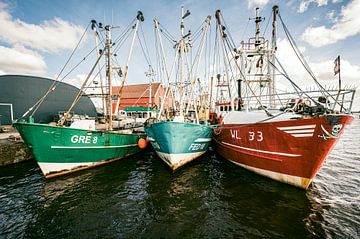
[
  {"x1": 14, "y1": 121, "x2": 146, "y2": 178},
  {"x1": 144, "y1": 121, "x2": 212, "y2": 170}
]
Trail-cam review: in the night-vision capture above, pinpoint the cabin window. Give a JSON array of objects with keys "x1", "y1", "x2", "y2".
[
  {"x1": 229, "y1": 106, "x2": 232, "y2": 111},
  {"x1": 220, "y1": 106, "x2": 223, "y2": 111},
  {"x1": 224, "y1": 106, "x2": 228, "y2": 111}
]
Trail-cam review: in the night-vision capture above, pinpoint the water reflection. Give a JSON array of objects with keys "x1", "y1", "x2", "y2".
[
  {"x1": 305, "y1": 184, "x2": 327, "y2": 238},
  {"x1": 0, "y1": 118, "x2": 359, "y2": 239},
  {"x1": 0, "y1": 160, "x2": 43, "y2": 238}
]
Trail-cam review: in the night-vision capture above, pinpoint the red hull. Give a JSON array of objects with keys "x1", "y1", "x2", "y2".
[{"x1": 213, "y1": 114, "x2": 354, "y2": 189}]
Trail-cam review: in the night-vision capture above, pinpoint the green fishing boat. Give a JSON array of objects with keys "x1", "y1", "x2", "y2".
[
  {"x1": 14, "y1": 120, "x2": 145, "y2": 178},
  {"x1": 13, "y1": 13, "x2": 147, "y2": 178}
]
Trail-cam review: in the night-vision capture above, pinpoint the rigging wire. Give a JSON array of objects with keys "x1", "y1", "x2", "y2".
[
  {"x1": 219, "y1": 11, "x2": 236, "y2": 49},
  {"x1": 140, "y1": 23, "x2": 153, "y2": 66},
  {"x1": 137, "y1": 33, "x2": 151, "y2": 66},
  {"x1": 157, "y1": 22, "x2": 177, "y2": 45},
  {"x1": 278, "y1": 13, "x2": 346, "y2": 110},
  {"x1": 270, "y1": 57, "x2": 322, "y2": 106},
  {"x1": 158, "y1": 22, "x2": 176, "y2": 41},
  {"x1": 240, "y1": 18, "x2": 250, "y2": 42},
  {"x1": 215, "y1": 12, "x2": 273, "y2": 116},
  {"x1": 261, "y1": 11, "x2": 272, "y2": 38},
  {"x1": 28, "y1": 22, "x2": 92, "y2": 118}
]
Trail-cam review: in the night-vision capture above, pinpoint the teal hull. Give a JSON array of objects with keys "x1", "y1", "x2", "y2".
[
  {"x1": 144, "y1": 121, "x2": 212, "y2": 170},
  {"x1": 14, "y1": 121, "x2": 146, "y2": 178}
]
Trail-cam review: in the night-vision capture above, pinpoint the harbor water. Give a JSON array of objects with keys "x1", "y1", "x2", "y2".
[{"x1": 0, "y1": 118, "x2": 359, "y2": 238}]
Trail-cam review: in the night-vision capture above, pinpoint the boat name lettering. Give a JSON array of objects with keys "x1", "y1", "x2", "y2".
[
  {"x1": 71, "y1": 135, "x2": 98, "y2": 144},
  {"x1": 188, "y1": 143, "x2": 206, "y2": 151},
  {"x1": 230, "y1": 130, "x2": 241, "y2": 140},
  {"x1": 249, "y1": 131, "x2": 263, "y2": 142}
]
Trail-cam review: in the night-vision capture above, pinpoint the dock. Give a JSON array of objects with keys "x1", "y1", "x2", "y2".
[{"x1": 0, "y1": 126, "x2": 33, "y2": 166}]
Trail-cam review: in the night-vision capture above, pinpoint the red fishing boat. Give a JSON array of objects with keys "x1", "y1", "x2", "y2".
[{"x1": 212, "y1": 6, "x2": 355, "y2": 189}]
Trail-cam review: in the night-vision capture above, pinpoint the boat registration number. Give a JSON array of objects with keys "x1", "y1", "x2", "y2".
[
  {"x1": 188, "y1": 143, "x2": 206, "y2": 151},
  {"x1": 71, "y1": 135, "x2": 98, "y2": 144}
]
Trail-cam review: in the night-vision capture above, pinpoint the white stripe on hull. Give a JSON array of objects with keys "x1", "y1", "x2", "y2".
[
  {"x1": 278, "y1": 125, "x2": 315, "y2": 138},
  {"x1": 38, "y1": 162, "x2": 96, "y2": 175},
  {"x1": 230, "y1": 160, "x2": 312, "y2": 189},
  {"x1": 292, "y1": 134, "x2": 313, "y2": 137},
  {"x1": 194, "y1": 138, "x2": 212, "y2": 142},
  {"x1": 277, "y1": 124, "x2": 316, "y2": 130},
  {"x1": 221, "y1": 142, "x2": 301, "y2": 157},
  {"x1": 283, "y1": 129, "x2": 314, "y2": 134},
  {"x1": 51, "y1": 144, "x2": 137, "y2": 149},
  {"x1": 155, "y1": 151, "x2": 206, "y2": 171}
]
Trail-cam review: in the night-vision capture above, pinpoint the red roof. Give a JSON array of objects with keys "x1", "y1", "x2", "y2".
[{"x1": 112, "y1": 83, "x2": 161, "y2": 99}]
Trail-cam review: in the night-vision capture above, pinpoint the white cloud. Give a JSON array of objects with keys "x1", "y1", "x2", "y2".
[
  {"x1": 301, "y1": 0, "x2": 360, "y2": 47},
  {"x1": 298, "y1": 0, "x2": 328, "y2": 13},
  {"x1": 247, "y1": 0, "x2": 270, "y2": 9},
  {"x1": 63, "y1": 74, "x2": 105, "y2": 108},
  {"x1": 276, "y1": 38, "x2": 360, "y2": 110},
  {"x1": 0, "y1": 45, "x2": 46, "y2": 75},
  {"x1": 277, "y1": 38, "x2": 360, "y2": 82},
  {"x1": 63, "y1": 74, "x2": 104, "y2": 92},
  {"x1": 0, "y1": 2, "x2": 85, "y2": 52},
  {"x1": 62, "y1": 74, "x2": 85, "y2": 89}
]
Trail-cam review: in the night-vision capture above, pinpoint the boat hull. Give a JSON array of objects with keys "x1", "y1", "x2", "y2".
[
  {"x1": 144, "y1": 121, "x2": 212, "y2": 170},
  {"x1": 213, "y1": 114, "x2": 354, "y2": 189},
  {"x1": 14, "y1": 121, "x2": 146, "y2": 178}
]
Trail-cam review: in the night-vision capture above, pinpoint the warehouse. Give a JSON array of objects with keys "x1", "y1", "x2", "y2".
[{"x1": 0, "y1": 75, "x2": 97, "y2": 125}]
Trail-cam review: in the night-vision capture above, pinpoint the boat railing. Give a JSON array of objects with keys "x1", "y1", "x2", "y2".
[
  {"x1": 240, "y1": 88, "x2": 355, "y2": 114},
  {"x1": 240, "y1": 38, "x2": 269, "y2": 51}
]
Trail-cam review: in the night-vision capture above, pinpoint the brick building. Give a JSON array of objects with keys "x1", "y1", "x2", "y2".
[{"x1": 112, "y1": 83, "x2": 172, "y2": 111}]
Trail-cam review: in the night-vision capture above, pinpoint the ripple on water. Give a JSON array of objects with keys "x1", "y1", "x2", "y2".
[{"x1": 0, "y1": 119, "x2": 359, "y2": 238}]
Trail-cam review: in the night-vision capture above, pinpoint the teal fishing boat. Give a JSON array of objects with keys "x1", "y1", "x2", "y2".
[
  {"x1": 145, "y1": 121, "x2": 212, "y2": 170},
  {"x1": 13, "y1": 13, "x2": 147, "y2": 178},
  {"x1": 145, "y1": 9, "x2": 213, "y2": 170}
]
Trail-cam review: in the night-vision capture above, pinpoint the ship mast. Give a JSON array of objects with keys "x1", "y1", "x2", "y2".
[
  {"x1": 254, "y1": 7, "x2": 261, "y2": 51},
  {"x1": 179, "y1": 7, "x2": 188, "y2": 119},
  {"x1": 105, "y1": 25, "x2": 113, "y2": 131},
  {"x1": 270, "y1": 5, "x2": 279, "y2": 108}
]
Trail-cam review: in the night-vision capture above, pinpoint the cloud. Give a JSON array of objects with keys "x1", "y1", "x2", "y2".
[
  {"x1": 277, "y1": 38, "x2": 360, "y2": 82},
  {"x1": 298, "y1": 0, "x2": 328, "y2": 13},
  {"x1": 63, "y1": 74, "x2": 105, "y2": 108},
  {"x1": 276, "y1": 38, "x2": 360, "y2": 110},
  {"x1": 0, "y1": 45, "x2": 46, "y2": 75},
  {"x1": 0, "y1": 2, "x2": 85, "y2": 52},
  {"x1": 247, "y1": 0, "x2": 270, "y2": 9},
  {"x1": 301, "y1": 0, "x2": 360, "y2": 47},
  {"x1": 63, "y1": 74, "x2": 104, "y2": 91}
]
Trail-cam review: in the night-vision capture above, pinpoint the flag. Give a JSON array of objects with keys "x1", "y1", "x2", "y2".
[{"x1": 334, "y1": 55, "x2": 340, "y2": 75}]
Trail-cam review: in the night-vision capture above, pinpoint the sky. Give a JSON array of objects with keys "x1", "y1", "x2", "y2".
[{"x1": 0, "y1": 0, "x2": 359, "y2": 110}]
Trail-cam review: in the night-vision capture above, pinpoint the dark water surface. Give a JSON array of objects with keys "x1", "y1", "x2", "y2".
[{"x1": 1, "y1": 118, "x2": 359, "y2": 238}]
